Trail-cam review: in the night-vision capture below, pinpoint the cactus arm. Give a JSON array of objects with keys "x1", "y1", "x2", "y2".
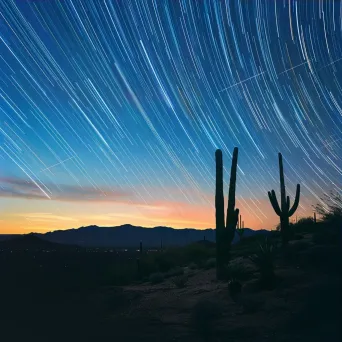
[
  {"x1": 278, "y1": 153, "x2": 287, "y2": 212},
  {"x1": 226, "y1": 147, "x2": 238, "y2": 229},
  {"x1": 215, "y1": 147, "x2": 240, "y2": 280},
  {"x1": 286, "y1": 196, "x2": 290, "y2": 212},
  {"x1": 226, "y1": 148, "x2": 238, "y2": 218},
  {"x1": 268, "y1": 190, "x2": 282, "y2": 216},
  {"x1": 288, "y1": 184, "x2": 300, "y2": 217},
  {"x1": 227, "y1": 208, "x2": 239, "y2": 243},
  {"x1": 234, "y1": 208, "x2": 239, "y2": 228},
  {"x1": 215, "y1": 149, "x2": 225, "y2": 229}
]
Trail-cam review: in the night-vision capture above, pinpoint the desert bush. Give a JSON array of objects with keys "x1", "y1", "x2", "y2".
[
  {"x1": 249, "y1": 238, "x2": 277, "y2": 288},
  {"x1": 188, "y1": 262, "x2": 198, "y2": 270},
  {"x1": 300, "y1": 245, "x2": 341, "y2": 272},
  {"x1": 293, "y1": 234, "x2": 304, "y2": 240},
  {"x1": 171, "y1": 274, "x2": 188, "y2": 288},
  {"x1": 191, "y1": 297, "x2": 224, "y2": 340},
  {"x1": 149, "y1": 272, "x2": 164, "y2": 284},
  {"x1": 224, "y1": 261, "x2": 253, "y2": 281},
  {"x1": 204, "y1": 257, "x2": 216, "y2": 269},
  {"x1": 183, "y1": 242, "x2": 215, "y2": 265},
  {"x1": 293, "y1": 217, "x2": 316, "y2": 234},
  {"x1": 315, "y1": 191, "x2": 342, "y2": 225},
  {"x1": 138, "y1": 255, "x2": 159, "y2": 277},
  {"x1": 312, "y1": 225, "x2": 340, "y2": 245},
  {"x1": 295, "y1": 216, "x2": 315, "y2": 228},
  {"x1": 289, "y1": 241, "x2": 312, "y2": 253},
  {"x1": 232, "y1": 232, "x2": 278, "y2": 258},
  {"x1": 297, "y1": 217, "x2": 315, "y2": 225},
  {"x1": 165, "y1": 266, "x2": 184, "y2": 278},
  {"x1": 105, "y1": 261, "x2": 138, "y2": 286},
  {"x1": 154, "y1": 250, "x2": 182, "y2": 272}
]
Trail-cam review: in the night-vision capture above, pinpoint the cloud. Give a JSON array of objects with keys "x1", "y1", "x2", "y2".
[
  {"x1": 0, "y1": 176, "x2": 133, "y2": 203},
  {"x1": 19, "y1": 213, "x2": 79, "y2": 222}
]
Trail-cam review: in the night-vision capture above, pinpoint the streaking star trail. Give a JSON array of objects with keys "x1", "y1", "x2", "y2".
[{"x1": 0, "y1": 0, "x2": 341, "y2": 233}]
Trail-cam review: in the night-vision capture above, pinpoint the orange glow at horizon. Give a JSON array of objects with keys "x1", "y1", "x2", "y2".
[{"x1": 1, "y1": 195, "x2": 316, "y2": 234}]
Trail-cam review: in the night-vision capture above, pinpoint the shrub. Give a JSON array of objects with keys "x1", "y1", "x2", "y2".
[
  {"x1": 138, "y1": 256, "x2": 158, "y2": 277},
  {"x1": 293, "y1": 234, "x2": 304, "y2": 240},
  {"x1": 154, "y1": 251, "x2": 181, "y2": 272},
  {"x1": 188, "y1": 262, "x2": 198, "y2": 270},
  {"x1": 294, "y1": 217, "x2": 316, "y2": 233},
  {"x1": 249, "y1": 238, "x2": 277, "y2": 288},
  {"x1": 301, "y1": 245, "x2": 341, "y2": 272},
  {"x1": 105, "y1": 261, "x2": 138, "y2": 286},
  {"x1": 171, "y1": 275, "x2": 188, "y2": 288},
  {"x1": 165, "y1": 266, "x2": 184, "y2": 278},
  {"x1": 224, "y1": 262, "x2": 253, "y2": 281},
  {"x1": 183, "y1": 243, "x2": 215, "y2": 265},
  {"x1": 312, "y1": 226, "x2": 339, "y2": 245},
  {"x1": 204, "y1": 258, "x2": 216, "y2": 269},
  {"x1": 232, "y1": 233, "x2": 277, "y2": 258},
  {"x1": 149, "y1": 272, "x2": 164, "y2": 284},
  {"x1": 289, "y1": 241, "x2": 311, "y2": 253},
  {"x1": 315, "y1": 191, "x2": 342, "y2": 225}
]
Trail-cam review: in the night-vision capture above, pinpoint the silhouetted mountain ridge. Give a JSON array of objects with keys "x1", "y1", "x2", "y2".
[
  {"x1": 39, "y1": 224, "x2": 271, "y2": 248},
  {"x1": 0, "y1": 233, "x2": 80, "y2": 251}
]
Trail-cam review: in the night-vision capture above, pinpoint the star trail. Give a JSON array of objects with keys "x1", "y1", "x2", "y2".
[{"x1": 0, "y1": 0, "x2": 341, "y2": 233}]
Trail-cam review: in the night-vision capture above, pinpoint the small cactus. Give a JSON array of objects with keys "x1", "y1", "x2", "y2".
[{"x1": 236, "y1": 214, "x2": 244, "y2": 239}]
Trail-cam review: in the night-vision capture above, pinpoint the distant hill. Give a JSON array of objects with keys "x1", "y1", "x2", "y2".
[
  {"x1": 38, "y1": 224, "x2": 271, "y2": 248},
  {"x1": 0, "y1": 234, "x2": 18, "y2": 242},
  {"x1": 0, "y1": 233, "x2": 80, "y2": 251}
]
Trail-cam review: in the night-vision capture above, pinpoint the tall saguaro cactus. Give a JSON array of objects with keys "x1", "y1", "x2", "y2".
[
  {"x1": 268, "y1": 153, "x2": 300, "y2": 245},
  {"x1": 215, "y1": 147, "x2": 239, "y2": 280}
]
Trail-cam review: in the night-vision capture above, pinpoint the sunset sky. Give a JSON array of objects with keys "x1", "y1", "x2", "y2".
[{"x1": 1, "y1": 1, "x2": 341, "y2": 234}]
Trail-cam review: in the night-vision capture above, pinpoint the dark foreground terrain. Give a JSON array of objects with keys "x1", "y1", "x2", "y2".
[{"x1": 0, "y1": 222, "x2": 340, "y2": 342}]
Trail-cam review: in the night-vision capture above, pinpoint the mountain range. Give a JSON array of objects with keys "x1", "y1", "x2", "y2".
[
  {"x1": 0, "y1": 233, "x2": 79, "y2": 251},
  {"x1": 36, "y1": 224, "x2": 271, "y2": 248},
  {"x1": 0, "y1": 225, "x2": 271, "y2": 249}
]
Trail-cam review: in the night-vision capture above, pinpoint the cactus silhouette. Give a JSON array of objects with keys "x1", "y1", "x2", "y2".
[
  {"x1": 139, "y1": 241, "x2": 143, "y2": 254},
  {"x1": 236, "y1": 214, "x2": 244, "y2": 238},
  {"x1": 268, "y1": 153, "x2": 300, "y2": 245},
  {"x1": 215, "y1": 147, "x2": 239, "y2": 280},
  {"x1": 313, "y1": 212, "x2": 317, "y2": 224}
]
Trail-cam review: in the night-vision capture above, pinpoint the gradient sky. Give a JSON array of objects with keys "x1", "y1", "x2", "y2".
[{"x1": 1, "y1": 0, "x2": 341, "y2": 234}]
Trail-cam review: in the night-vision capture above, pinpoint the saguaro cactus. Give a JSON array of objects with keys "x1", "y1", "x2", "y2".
[
  {"x1": 215, "y1": 147, "x2": 239, "y2": 280},
  {"x1": 268, "y1": 153, "x2": 300, "y2": 245},
  {"x1": 236, "y1": 214, "x2": 244, "y2": 239}
]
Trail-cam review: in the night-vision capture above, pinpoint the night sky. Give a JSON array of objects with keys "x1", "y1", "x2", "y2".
[{"x1": 1, "y1": 0, "x2": 341, "y2": 234}]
